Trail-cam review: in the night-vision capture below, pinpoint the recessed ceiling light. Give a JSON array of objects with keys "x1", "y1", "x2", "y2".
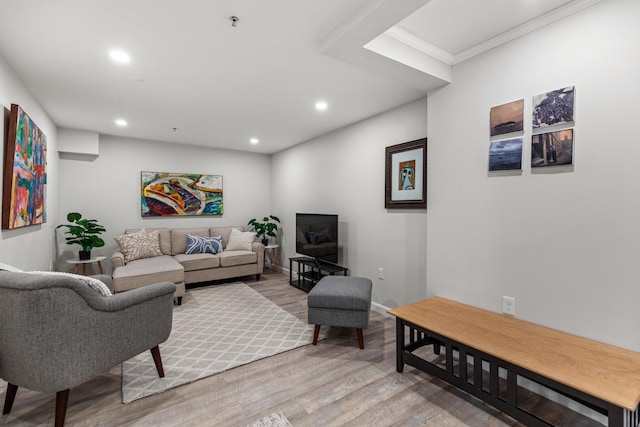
[
  {"x1": 250, "y1": 138, "x2": 259, "y2": 144},
  {"x1": 315, "y1": 101, "x2": 328, "y2": 111},
  {"x1": 115, "y1": 118, "x2": 128, "y2": 127},
  {"x1": 109, "y1": 49, "x2": 130, "y2": 64}
]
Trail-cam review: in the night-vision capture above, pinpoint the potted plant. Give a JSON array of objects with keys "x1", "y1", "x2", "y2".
[
  {"x1": 57, "y1": 212, "x2": 106, "y2": 260},
  {"x1": 248, "y1": 215, "x2": 280, "y2": 246}
]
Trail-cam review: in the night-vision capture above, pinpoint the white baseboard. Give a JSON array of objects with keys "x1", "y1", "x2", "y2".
[{"x1": 371, "y1": 301, "x2": 393, "y2": 318}]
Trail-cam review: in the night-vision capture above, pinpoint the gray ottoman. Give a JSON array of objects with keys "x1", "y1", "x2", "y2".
[{"x1": 308, "y1": 276, "x2": 372, "y2": 349}]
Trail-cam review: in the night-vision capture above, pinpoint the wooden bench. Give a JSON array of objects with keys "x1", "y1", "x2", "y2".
[{"x1": 388, "y1": 297, "x2": 640, "y2": 427}]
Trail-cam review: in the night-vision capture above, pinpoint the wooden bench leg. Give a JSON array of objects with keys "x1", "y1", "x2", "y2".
[
  {"x1": 312, "y1": 325, "x2": 321, "y2": 345},
  {"x1": 356, "y1": 328, "x2": 364, "y2": 349}
]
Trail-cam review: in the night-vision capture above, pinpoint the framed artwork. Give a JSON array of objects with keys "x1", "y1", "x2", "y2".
[
  {"x1": 532, "y1": 86, "x2": 575, "y2": 128},
  {"x1": 385, "y1": 138, "x2": 427, "y2": 209},
  {"x1": 2, "y1": 104, "x2": 47, "y2": 229},
  {"x1": 141, "y1": 171, "x2": 223, "y2": 217},
  {"x1": 490, "y1": 99, "x2": 524, "y2": 136},
  {"x1": 531, "y1": 129, "x2": 574, "y2": 167},
  {"x1": 489, "y1": 138, "x2": 523, "y2": 171}
]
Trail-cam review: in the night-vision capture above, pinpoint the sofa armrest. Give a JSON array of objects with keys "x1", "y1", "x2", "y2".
[
  {"x1": 111, "y1": 251, "x2": 125, "y2": 268},
  {"x1": 252, "y1": 242, "x2": 265, "y2": 273}
]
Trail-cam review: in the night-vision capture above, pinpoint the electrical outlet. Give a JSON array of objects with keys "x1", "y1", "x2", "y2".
[
  {"x1": 502, "y1": 296, "x2": 515, "y2": 317},
  {"x1": 378, "y1": 267, "x2": 384, "y2": 280}
]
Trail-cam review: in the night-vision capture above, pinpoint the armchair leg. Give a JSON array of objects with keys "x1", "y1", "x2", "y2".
[
  {"x1": 312, "y1": 325, "x2": 321, "y2": 345},
  {"x1": 356, "y1": 328, "x2": 364, "y2": 349},
  {"x1": 2, "y1": 383, "x2": 18, "y2": 414},
  {"x1": 150, "y1": 345, "x2": 165, "y2": 378},
  {"x1": 55, "y1": 389, "x2": 69, "y2": 427}
]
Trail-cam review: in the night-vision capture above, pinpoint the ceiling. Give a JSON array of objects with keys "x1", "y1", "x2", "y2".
[{"x1": 0, "y1": 0, "x2": 597, "y2": 154}]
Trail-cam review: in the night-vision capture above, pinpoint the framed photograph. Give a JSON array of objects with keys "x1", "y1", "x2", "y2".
[
  {"x1": 532, "y1": 86, "x2": 575, "y2": 128},
  {"x1": 141, "y1": 171, "x2": 223, "y2": 217},
  {"x1": 489, "y1": 138, "x2": 523, "y2": 171},
  {"x1": 531, "y1": 129, "x2": 574, "y2": 167},
  {"x1": 2, "y1": 104, "x2": 47, "y2": 229},
  {"x1": 490, "y1": 99, "x2": 524, "y2": 136},
  {"x1": 385, "y1": 138, "x2": 426, "y2": 209}
]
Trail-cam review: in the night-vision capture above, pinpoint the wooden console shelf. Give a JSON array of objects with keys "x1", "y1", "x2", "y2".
[
  {"x1": 289, "y1": 257, "x2": 348, "y2": 293},
  {"x1": 389, "y1": 297, "x2": 640, "y2": 427}
]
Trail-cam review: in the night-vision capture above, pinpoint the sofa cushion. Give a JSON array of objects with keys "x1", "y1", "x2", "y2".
[
  {"x1": 112, "y1": 255, "x2": 184, "y2": 291},
  {"x1": 226, "y1": 228, "x2": 256, "y2": 251},
  {"x1": 173, "y1": 253, "x2": 220, "y2": 271},
  {"x1": 210, "y1": 226, "x2": 242, "y2": 249},
  {"x1": 216, "y1": 250, "x2": 257, "y2": 267},
  {"x1": 126, "y1": 228, "x2": 171, "y2": 255},
  {"x1": 185, "y1": 234, "x2": 223, "y2": 254},
  {"x1": 115, "y1": 229, "x2": 163, "y2": 263},
  {"x1": 171, "y1": 227, "x2": 209, "y2": 255}
]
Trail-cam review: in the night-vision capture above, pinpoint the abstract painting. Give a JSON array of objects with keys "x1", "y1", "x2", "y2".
[
  {"x1": 2, "y1": 104, "x2": 47, "y2": 229},
  {"x1": 385, "y1": 138, "x2": 427, "y2": 209},
  {"x1": 490, "y1": 99, "x2": 524, "y2": 136},
  {"x1": 532, "y1": 86, "x2": 575, "y2": 128},
  {"x1": 489, "y1": 138, "x2": 523, "y2": 171},
  {"x1": 141, "y1": 171, "x2": 223, "y2": 217},
  {"x1": 531, "y1": 129, "x2": 574, "y2": 167}
]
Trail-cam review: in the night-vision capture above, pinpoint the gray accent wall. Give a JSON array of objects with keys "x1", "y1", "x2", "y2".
[
  {"x1": 0, "y1": 56, "x2": 59, "y2": 271},
  {"x1": 272, "y1": 98, "x2": 428, "y2": 309},
  {"x1": 56, "y1": 135, "x2": 272, "y2": 271},
  {"x1": 426, "y1": 0, "x2": 640, "y2": 352}
]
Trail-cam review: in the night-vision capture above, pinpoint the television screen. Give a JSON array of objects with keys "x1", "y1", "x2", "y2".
[{"x1": 296, "y1": 213, "x2": 338, "y2": 264}]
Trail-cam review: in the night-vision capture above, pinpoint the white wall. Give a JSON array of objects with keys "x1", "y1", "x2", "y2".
[
  {"x1": 427, "y1": 0, "x2": 640, "y2": 351},
  {"x1": 0, "y1": 55, "x2": 58, "y2": 270},
  {"x1": 273, "y1": 98, "x2": 428, "y2": 308},
  {"x1": 57, "y1": 135, "x2": 271, "y2": 272}
]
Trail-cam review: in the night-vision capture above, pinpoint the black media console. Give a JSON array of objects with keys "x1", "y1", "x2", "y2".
[{"x1": 289, "y1": 257, "x2": 348, "y2": 292}]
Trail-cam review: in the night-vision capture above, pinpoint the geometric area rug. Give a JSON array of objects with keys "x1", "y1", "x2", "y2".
[{"x1": 122, "y1": 282, "x2": 321, "y2": 403}]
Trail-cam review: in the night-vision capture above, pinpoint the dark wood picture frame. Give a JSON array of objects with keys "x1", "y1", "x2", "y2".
[{"x1": 385, "y1": 138, "x2": 427, "y2": 209}]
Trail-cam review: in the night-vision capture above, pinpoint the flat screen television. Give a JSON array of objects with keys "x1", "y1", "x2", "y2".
[{"x1": 296, "y1": 213, "x2": 338, "y2": 264}]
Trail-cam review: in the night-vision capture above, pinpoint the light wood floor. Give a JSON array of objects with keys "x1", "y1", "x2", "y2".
[{"x1": 0, "y1": 271, "x2": 602, "y2": 426}]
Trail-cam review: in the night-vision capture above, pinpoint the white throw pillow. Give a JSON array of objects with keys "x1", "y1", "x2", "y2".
[
  {"x1": 0, "y1": 263, "x2": 23, "y2": 272},
  {"x1": 226, "y1": 228, "x2": 256, "y2": 251},
  {"x1": 28, "y1": 271, "x2": 112, "y2": 297}
]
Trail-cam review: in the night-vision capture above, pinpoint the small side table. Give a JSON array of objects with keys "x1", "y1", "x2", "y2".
[
  {"x1": 264, "y1": 244, "x2": 280, "y2": 273},
  {"x1": 66, "y1": 256, "x2": 106, "y2": 276}
]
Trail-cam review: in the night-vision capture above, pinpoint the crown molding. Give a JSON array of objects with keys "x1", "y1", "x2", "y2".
[
  {"x1": 383, "y1": 0, "x2": 602, "y2": 67},
  {"x1": 384, "y1": 26, "x2": 454, "y2": 65}
]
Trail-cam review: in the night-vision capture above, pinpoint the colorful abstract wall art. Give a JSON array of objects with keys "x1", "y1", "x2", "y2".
[
  {"x1": 2, "y1": 104, "x2": 47, "y2": 229},
  {"x1": 141, "y1": 171, "x2": 223, "y2": 217}
]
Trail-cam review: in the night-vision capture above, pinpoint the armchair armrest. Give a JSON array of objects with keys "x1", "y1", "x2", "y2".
[{"x1": 86, "y1": 281, "x2": 176, "y2": 312}]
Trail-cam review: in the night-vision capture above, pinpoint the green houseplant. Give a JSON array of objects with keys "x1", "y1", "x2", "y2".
[
  {"x1": 248, "y1": 215, "x2": 280, "y2": 245},
  {"x1": 57, "y1": 212, "x2": 106, "y2": 260}
]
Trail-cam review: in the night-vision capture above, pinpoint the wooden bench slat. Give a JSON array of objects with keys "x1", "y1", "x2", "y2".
[{"x1": 388, "y1": 297, "x2": 640, "y2": 411}]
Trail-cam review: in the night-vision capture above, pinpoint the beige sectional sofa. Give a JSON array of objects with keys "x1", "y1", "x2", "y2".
[{"x1": 111, "y1": 226, "x2": 265, "y2": 304}]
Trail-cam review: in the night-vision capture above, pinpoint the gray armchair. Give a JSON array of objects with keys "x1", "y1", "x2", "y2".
[{"x1": 0, "y1": 271, "x2": 176, "y2": 426}]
